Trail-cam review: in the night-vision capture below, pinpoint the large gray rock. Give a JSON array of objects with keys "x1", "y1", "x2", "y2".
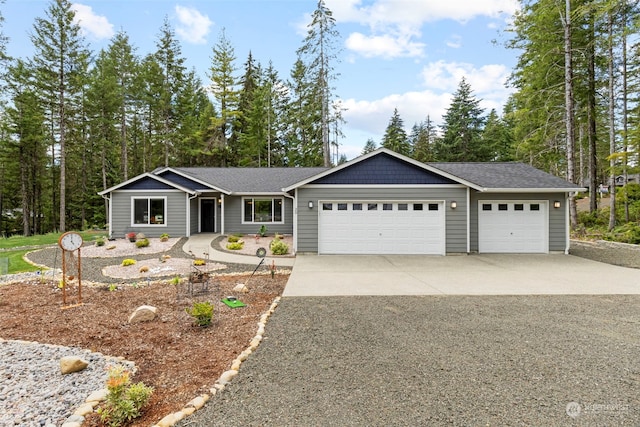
[
  {"x1": 128, "y1": 305, "x2": 158, "y2": 324},
  {"x1": 59, "y1": 356, "x2": 89, "y2": 375}
]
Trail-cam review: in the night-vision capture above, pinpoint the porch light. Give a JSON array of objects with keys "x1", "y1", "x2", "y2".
[
  {"x1": 308, "y1": 201, "x2": 314, "y2": 209},
  {"x1": 450, "y1": 201, "x2": 457, "y2": 209},
  {"x1": 554, "y1": 201, "x2": 561, "y2": 208}
]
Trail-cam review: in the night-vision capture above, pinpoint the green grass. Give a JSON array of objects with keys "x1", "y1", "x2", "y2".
[{"x1": 0, "y1": 230, "x2": 104, "y2": 274}]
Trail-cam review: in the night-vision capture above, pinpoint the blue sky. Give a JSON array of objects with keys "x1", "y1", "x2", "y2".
[{"x1": 3, "y1": 0, "x2": 520, "y2": 160}]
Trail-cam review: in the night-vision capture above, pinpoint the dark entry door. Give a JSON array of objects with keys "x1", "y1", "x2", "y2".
[{"x1": 201, "y1": 199, "x2": 216, "y2": 232}]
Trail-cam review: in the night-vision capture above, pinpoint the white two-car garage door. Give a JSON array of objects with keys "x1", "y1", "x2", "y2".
[
  {"x1": 478, "y1": 201, "x2": 548, "y2": 253},
  {"x1": 318, "y1": 201, "x2": 445, "y2": 255}
]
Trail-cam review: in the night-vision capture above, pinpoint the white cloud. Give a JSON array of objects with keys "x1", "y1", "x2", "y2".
[
  {"x1": 326, "y1": 0, "x2": 518, "y2": 59},
  {"x1": 420, "y1": 60, "x2": 511, "y2": 99},
  {"x1": 174, "y1": 5, "x2": 212, "y2": 45},
  {"x1": 446, "y1": 34, "x2": 462, "y2": 49},
  {"x1": 71, "y1": 3, "x2": 114, "y2": 40}
]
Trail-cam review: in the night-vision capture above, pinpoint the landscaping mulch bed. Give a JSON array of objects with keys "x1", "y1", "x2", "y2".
[{"x1": 0, "y1": 273, "x2": 287, "y2": 426}]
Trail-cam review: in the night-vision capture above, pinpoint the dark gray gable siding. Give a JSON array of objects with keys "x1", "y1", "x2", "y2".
[
  {"x1": 312, "y1": 153, "x2": 457, "y2": 185},
  {"x1": 122, "y1": 177, "x2": 176, "y2": 190},
  {"x1": 157, "y1": 171, "x2": 212, "y2": 191}
]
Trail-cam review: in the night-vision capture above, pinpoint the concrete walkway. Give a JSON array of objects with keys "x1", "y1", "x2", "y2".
[
  {"x1": 284, "y1": 253, "x2": 640, "y2": 296},
  {"x1": 182, "y1": 233, "x2": 296, "y2": 267}
]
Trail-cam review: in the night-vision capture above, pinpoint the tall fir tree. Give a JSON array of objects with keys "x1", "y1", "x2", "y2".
[{"x1": 381, "y1": 108, "x2": 410, "y2": 156}]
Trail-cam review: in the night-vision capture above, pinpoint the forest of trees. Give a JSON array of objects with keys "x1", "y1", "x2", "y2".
[{"x1": 0, "y1": 0, "x2": 639, "y2": 236}]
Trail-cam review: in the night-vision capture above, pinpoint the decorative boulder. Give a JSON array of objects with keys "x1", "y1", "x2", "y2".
[
  {"x1": 60, "y1": 356, "x2": 89, "y2": 374},
  {"x1": 128, "y1": 305, "x2": 158, "y2": 324},
  {"x1": 233, "y1": 283, "x2": 249, "y2": 293}
]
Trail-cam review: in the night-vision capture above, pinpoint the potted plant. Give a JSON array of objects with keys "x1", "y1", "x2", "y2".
[{"x1": 126, "y1": 232, "x2": 137, "y2": 242}]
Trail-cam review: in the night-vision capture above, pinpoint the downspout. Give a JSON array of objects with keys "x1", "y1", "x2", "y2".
[
  {"x1": 188, "y1": 192, "x2": 199, "y2": 237},
  {"x1": 101, "y1": 194, "x2": 112, "y2": 239},
  {"x1": 466, "y1": 187, "x2": 470, "y2": 253},
  {"x1": 220, "y1": 194, "x2": 225, "y2": 235},
  {"x1": 283, "y1": 191, "x2": 296, "y2": 254},
  {"x1": 565, "y1": 192, "x2": 575, "y2": 254}
]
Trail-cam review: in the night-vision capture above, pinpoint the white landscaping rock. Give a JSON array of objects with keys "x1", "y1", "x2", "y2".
[
  {"x1": 128, "y1": 305, "x2": 158, "y2": 324},
  {"x1": 59, "y1": 356, "x2": 89, "y2": 374}
]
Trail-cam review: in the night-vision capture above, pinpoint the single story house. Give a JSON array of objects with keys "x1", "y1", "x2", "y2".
[{"x1": 99, "y1": 148, "x2": 584, "y2": 255}]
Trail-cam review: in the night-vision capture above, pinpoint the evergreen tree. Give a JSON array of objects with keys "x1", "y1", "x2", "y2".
[
  {"x1": 433, "y1": 78, "x2": 487, "y2": 162},
  {"x1": 362, "y1": 138, "x2": 377, "y2": 155},
  {"x1": 410, "y1": 115, "x2": 437, "y2": 162},
  {"x1": 296, "y1": 0, "x2": 341, "y2": 167},
  {"x1": 381, "y1": 108, "x2": 410, "y2": 155},
  {"x1": 482, "y1": 109, "x2": 513, "y2": 161}
]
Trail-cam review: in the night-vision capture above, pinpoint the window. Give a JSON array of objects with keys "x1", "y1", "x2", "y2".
[
  {"x1": 413, "y1": 203, "x2": 423, "y2": 211},
  {"x1": 337, "y1": 203, "x2": 348, "y2": 211},
  {"x1": 368, "y1": 203, "x2": 378, "y2": 211},
  {"x1": 398, "y1": 203, "x2": 408, "y2": 211},
  {"x1": 514, "y1": 204, "x2": 524, "y2": 211},
  {"x1": 428, "y1": 203, "x2": 439, "y2": 211},
  {"x1": 482, "y1": 204, "x2": 492, "y2": 211},
  {"x1": 498, "y1": 204, "x2": 508, "y2": 211},
  {"x1": 352, "y1": 203, "x2": 362, "y2": 211},
  {"x1": 383, "y1": 203, "x2": 393, "y2": 211},
  {"x1": 322, "y1": 203, "x2": 333, "y2": 211},
  {"x1": 133, "y1": 197, "x2": 166, "y2": 225},
  {"x1": 530, "y1": 204, "x2": 540, "y2": 211},
  {"x1": 243, "y1": 198, "x2": 283, "y2": 223}
]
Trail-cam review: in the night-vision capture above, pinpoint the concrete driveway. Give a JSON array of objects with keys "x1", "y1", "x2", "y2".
[{"x1": 284, "y1": 254, "x2": 640, "y2": 296}]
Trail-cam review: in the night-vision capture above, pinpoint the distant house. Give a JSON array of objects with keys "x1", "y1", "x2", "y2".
[{"x1": 99, "y1": 148, "x2": 584, "y2": 255}]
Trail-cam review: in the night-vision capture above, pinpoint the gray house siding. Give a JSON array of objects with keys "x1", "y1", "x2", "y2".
[
  {"x1": 296, "y1": 186, "x2": 468, "y2": 253},
  {"x1": 469, "y1": 192, "x2": 567, "y2": 252},
  {"x1": 109, "y1": 190, "x2": 187, "y2": 238},
  {"x1": 222, "y1": 195, "x2": 295, "y2": 236},
  {"x1": 189, "y1": 197, "x2": 199, "y2": 235}
]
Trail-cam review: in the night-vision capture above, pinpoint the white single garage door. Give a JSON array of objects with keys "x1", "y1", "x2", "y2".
[
  {"x1": 478, "y1": 201, "x2": 548, "y2": 253},
  {"x1": 318, "y1": 201, "x2": 445, "y2": 255}
]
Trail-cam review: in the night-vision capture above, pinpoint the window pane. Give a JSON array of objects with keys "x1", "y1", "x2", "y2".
[
  {"x1": 133, "y1": 199, "x2": 148, "y2": 224},
  {"x1": 368, "y1": 203, "x2": 378, "y2": 211},
  {"x1": 383, "y1": 203, "x2": 393, "y2": 211},
  {"x1": 150, "y1": 199, "x2": 164, "y2": 224},
  {"x1": 337, "y1": 203, "x2": 347, "y2": 211},
  {"x1": 352, "y1": 203, "x2": 362, "y2": 211},
  {"x1": 323, "y1": 203, "x2": 333, "y2": 210},
  {"x1": 255, "y1": 199, "x2": 273, "y2": 222},
  {"x1": 514, "y1": 204, "x2": 524, "y2": 211},
  {"x1": 498, "y1": 204, "x2": 508, "y2": 211},
  {"x1": 244, "y1": 199, "x2": 253, "y2": 222},
  {"x1": 273, "y1": 199, "x2": 282, "y2": 221},
  {"x1": 530, "y1": 204, "x2": 540, "y2": 211},
  {"x1": 482, "y1": 204, "x2": 492, "y2": 211},
  {"x1": 428, "y1": 203, "x2": 438, "y2": 211},
  {"x1": 398, "y1": 203, "x2": 408, "y2": 211},
  {"x1": 413, "y1": 203, "x2": 423, "y2": 211}
]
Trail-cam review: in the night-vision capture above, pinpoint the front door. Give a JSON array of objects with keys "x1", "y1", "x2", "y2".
[{"x1": 200, "y1": 199, "x2": 216, "y2": 232}]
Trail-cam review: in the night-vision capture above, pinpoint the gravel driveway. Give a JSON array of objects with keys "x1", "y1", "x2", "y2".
[{"x1": 177, "y1": 240, "x2": 640, "y2": 426}]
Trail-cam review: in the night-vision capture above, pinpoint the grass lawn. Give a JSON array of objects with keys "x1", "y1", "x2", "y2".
[{"x1": 0, "y1": 230, "x2": 105, "y2": 274}]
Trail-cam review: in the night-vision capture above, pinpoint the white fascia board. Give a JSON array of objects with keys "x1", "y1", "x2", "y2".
[
  {"x1": 155, "y1": 167, "x2": 232, "y2": 195},
  {"x1": 98, "y1": 173, "x2": 197, "y2": 196},
  {"x1": 480, "y1": 187, "x2": 587, "y2": 193},
  {"x1": 231, "y1": 192, "x2": 288, "y2": 196},
  {"x1": 282, "y1": 148, "x2": 484, "y2": 192},
  {"x1": 301, "y1": 184, "x2": 467, "y2": 189}
]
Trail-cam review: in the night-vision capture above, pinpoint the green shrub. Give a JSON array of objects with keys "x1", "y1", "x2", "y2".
[
  {"x1": 604, "y1": 223, "x2": 640, "y2": 244},
  {"x1": 121, "y1": 259, "x2": 136, "y2": 267},
  {"x1": 185, "y1": 301, "x2": 214, "y2": 327},
  {"x1": 95, "y1": 236, "x2": 106, "y2": 246},
  {"x1": 97, "y1": 365, "x2": 154, "y2": 427},
  {"x1": 135, "y1": 238, "x2": 150, "y2": 248},
  {"x1": 270, "y1": 239, "x2": 289, "y2": 255},
  {"x1": 226, "y1": 241, "x2": 244, "y2": 250},
  {"x1": 227, "y1": 235, "x2": 240, "y2": 243},
  {"x1": 258, "y1": 224, "x2": 268, "y2": 237}
]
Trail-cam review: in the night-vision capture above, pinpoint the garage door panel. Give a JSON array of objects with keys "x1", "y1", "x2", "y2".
[
  {"x1": 478, "y1": 201, "x2": 547, "y2": 253},
  {"x1": 319, "y1": 201, "x2": 445, "y2": 255}
]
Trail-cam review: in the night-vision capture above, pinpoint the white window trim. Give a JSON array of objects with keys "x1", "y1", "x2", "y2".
[
  {"x1": 241, "y1": 197, "x2": 285, "y2": 224},
  {"x1": 131, "y1": 196, "x2": 168, "y2": 227}
]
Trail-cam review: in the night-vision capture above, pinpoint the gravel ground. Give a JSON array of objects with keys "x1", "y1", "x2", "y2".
[
  {"x1": 179, "y1": 295, "x2": 640, "y2": 427},
  {"x1": 178, "y1": 240, "x2": 640, "y2": 427}
]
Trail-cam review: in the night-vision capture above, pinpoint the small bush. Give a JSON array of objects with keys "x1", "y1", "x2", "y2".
[
  {"x1": 121, "y1": 259, "x2": 136, "y2": 267},
  {"x1": 193, "y1": 258, "x2": 206, "y2": 266},
  {"x1": 95, "y1": 236, "x2": 106, "y2": 247},
  {"x1": 185, "y1": 301, "x2": 214, "y2": 327},
  {"x1": 604, "y1": 223, "x2": 640, "y2": 244},
  {"x1": 258, "y1": 224, "x2": 268, "y2": 237},
  {"x1": 227, "y1": 235, "x2": 240, "y2": 243},
  {"x1": 270, "y1": 239, "x2": 289, "y2": 255},
  {"x1": 126, "y1": 232, "x2": 137, "y2": 242},
  {"x1": 226, "y1": 241, "x2": 244, "y2": 250},
  {"x1": 97, "y1": 365, "x2": 154, "y2": 427},
  {"x1": 170, "y1": 276, "x2": 181, "y2": 285},
  {"x1": 135, "y1": 238, "x2": 150, "y2": 248}
]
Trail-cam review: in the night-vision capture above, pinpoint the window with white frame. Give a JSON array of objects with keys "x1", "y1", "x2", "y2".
[
  {"x1": 132, "y1": 197, "x2": 166, "y2": 225},
  {"x1": 243, "y1": 197, "x2": 283, "y2": 223}
]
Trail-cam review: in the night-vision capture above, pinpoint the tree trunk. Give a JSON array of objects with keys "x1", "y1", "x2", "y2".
[
  {"x1": 607, "y1": 10, "x2": 616, "y2": 231},
  {"x1": 563, "y1": 0, "x2": 578, "y2": 228}
]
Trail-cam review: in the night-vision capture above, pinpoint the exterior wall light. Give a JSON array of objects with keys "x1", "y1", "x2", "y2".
[
  {"x1": 554, "y1": 201, "x2": 561, "y2": 208},
  {"x1": 450, "y1": 201, "x2": 457, "y2": 209},
  {"x1": 308, "y1": 201, "x2": 314, "y2": 209}
]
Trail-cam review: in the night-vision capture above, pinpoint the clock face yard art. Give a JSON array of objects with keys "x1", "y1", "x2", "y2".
[{"x1": 58, "y1": 231, "x2": 84, "y2": 306}]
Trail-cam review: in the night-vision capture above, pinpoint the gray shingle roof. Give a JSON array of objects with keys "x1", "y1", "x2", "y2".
[
  {"x1": 428, "y1": 162, "x2": 581, "y2": 189},
  {"x1": 173, "y1": 167, "x2": 328, "y2": 193}
]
